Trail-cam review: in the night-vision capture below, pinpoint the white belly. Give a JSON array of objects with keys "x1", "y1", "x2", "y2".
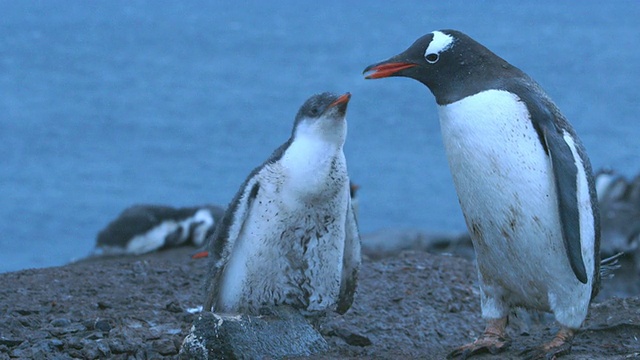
[
  {"x1": 438, "y1": 90, "x2": 591, "y2": 317},
  {"x1": 217, "y1": 168, "x2": 349, "y2": 314}
]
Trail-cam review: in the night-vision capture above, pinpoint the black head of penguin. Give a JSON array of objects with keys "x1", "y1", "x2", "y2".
[
  {"x1": 363, "y1": 29, "x2": 527, "y2": 105},
  {"x1": 291, "y1": 92, "x2": 351, "y2": 144}
]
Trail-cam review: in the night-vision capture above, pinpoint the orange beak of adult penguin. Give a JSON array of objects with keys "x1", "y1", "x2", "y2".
[{"x1": 363, "y1": 62, "x2": 417, "y2": 79}]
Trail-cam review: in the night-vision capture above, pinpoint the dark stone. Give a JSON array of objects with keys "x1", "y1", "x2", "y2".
[
  {"x1": 0, "y1": 338, "x2": 23, "y2": 347},
  {"x1": 66, "y1": 337, "x2": 83, "y2": 350},
  {"x1": 107, "y1": 337, "x2": 130, "y2": 354},
  {"x1": 49, "y1": 339, "x2": 64, "y2": 349},
  {"x1": 48, "y1": 323, "x2": 86, "y2": 336},
  {"x1": 8, "y1": 345, "x2": 27, "y2": 358},
  {"x1": 50, "y1": 318, "x2": 71, "y2": 327},
  {"x1": 180, "y1": 306, "x2": 328, "y2": 360},
  {"x1": 97, "y1": 301, "x2": 112, "y2": 310},
  {"x1": 81, "y1": 342, "x2": 100, "y2": 359},
  {"x1": 96, "y1": 339, "x2": 111, "y2": 357},
  {"x1": 165, "y1": 301, "x2": 183, "y2": 313},
  {"x1": 9, "y1": 340, "x2": 68, "y2": 359},
  {"x1": 18, "y1": 316, "x2": 39, "y2": 328},
  {"x1": 152, "y1": 338, "x2": 178, "y2": 355},
  {"x1": 15, "y1": 309, "x2": 38, "y2": 316},
  {"x1": 95, "y1": 319, "x2": 112, "y2": 332},
  {"x1": 134, "y1": 348, "x2": 150, "y2": 360},
  {"x1": 67, "y1": 349, "x2": 83, "y2": 359},
  {"x1": 79, "y1": 338, "x2": 111, "y2": 359},
  {"x1": 84, "y1": 332, "x2": 104, "y2": 341},
  {"x1": 327, "y1": 329, "x2": 372, "y2": 347}
]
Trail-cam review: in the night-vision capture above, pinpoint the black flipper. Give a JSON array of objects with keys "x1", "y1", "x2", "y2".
[
  {"x1": 203, "y1": 180, "x2": 261, "y2": 311},
  {"x1": 337, "y1": 199, "x2": 361, "y2": 314},
  {"x1": 511, "y1": 82, "x2": 588, "y2": 284}
]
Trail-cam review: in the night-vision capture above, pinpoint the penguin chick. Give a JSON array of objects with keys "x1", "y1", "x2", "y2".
[
  {"x1": 364, "y1": 30, "x2": 600, "y2": 359},
  {"x1": 203, "y1": 92, "x2": 361, "y2": 317}
]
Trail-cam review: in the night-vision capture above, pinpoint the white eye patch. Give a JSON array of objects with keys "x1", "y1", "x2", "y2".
[{"x1": 424, "y1": 31, "x2": 454, "y2": 62}]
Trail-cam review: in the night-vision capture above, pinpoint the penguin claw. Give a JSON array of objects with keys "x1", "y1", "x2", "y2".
[{"x1": 447, "y1": 336, "x2": 511, "y2": 359}]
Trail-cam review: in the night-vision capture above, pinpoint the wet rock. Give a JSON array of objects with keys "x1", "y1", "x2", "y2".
[
  {"x1": 9, "y1": 339, "x2": 71, "y2": 360},
  {"x1": 165, "y1": 301, "x2": 183, "y2": 313},
  {"x1": 81, "y1": 338, "x2": 111, "y2": 359},
  {"x1": 107, "y1": 337, "x2": 130, "y2": 354},
  {"x1": 153, "y1": 338, "x2": 178, "y2": 355},
  {"x1": 66, "y1": 337, "x2": 83, "y2": 350},
  {"x1": 94, "y1": 318, "x2": 112, "y2": 332},
  {"x1": 48, "y1": 323, "x2": 86, "y2": 336},
  {"x1": 1, "y1": 245, "x2": 639, "y2": 359},
  {"x1": 18, "y1": 316, "x2": 40, "y2": 328},
  {"x1": 327, "y1": 329, "x2": 372, "y2": 347},
  {"x1": 50, "y1": 318, "x2": 71, "y2": 327},
  {"x1": 0, "y1": 338, "x2": 22, "y2": 347},
  {"x1": 84, "y1": 332, "x2": 104, "y2": 341},
  {"x1": 97, "y1": 301, "x2": 112, "y2": 310},
  {"x1": 14, "y1": 308, "x2": 38, "y2": 316},
  {"x1": 180, "y1": 307, "x2": 328, "y2": 359}
]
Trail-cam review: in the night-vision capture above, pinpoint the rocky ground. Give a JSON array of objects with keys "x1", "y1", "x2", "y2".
[{"x1": 1, "y1": 240, "x2": 639, "y2": 359}]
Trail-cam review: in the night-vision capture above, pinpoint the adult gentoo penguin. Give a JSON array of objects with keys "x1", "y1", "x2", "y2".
[
  {"x1": 364, "y1": 30, "x2": 600, "y2": 359},
  {"x1": 96, "y1": 204, "x2": 224, "y2": 255},
  {"x1": 203, "y1": 92, "x2": 361, "y2": 317}
]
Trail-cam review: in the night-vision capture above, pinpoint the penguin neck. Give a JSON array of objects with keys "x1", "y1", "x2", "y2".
[{"x1": 280, "y1": 136, "x2": 345, "y2": 199}]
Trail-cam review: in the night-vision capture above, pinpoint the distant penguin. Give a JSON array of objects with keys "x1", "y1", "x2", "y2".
[
  {"x1": 595, "y1": 170, "x2": 640, "y2": 267},
  {"x1": 364, "y1": 30, "x2": 600, "y2": 358},
  {"x1": 96, "y1": 204, "x2": 225, "y2": 255},
  {"x1": 203, "y1": 92, "x2": 361, "y2": 316},
  {"x1": 595, "y1": 169, "x2": 627, "y2": 203}
]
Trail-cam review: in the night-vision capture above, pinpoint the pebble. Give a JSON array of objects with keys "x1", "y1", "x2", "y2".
[
  {"x1": 48, "y1": 323, "x2": 86, "y2": 337},
  {"x1": 152, "y1": 338, "x2": 177, "y2": 355},
  {"x1": 49, "y1": 339, "x2": 64, "y2": 349},
  {"x1": 95, "y1": 319, "x2": 112, "y2": 332},
  {"x1": 66, "y1": 338, "x2": 83, "y2": 350},
  {"x1": 165, "y1": 301, "x2": 183, "y2": 313},
  {"x1": 51, "y1": 318, "x2": 71, "y2": 327},
  {"x1": 0, "y1": 338, "x2": 22, "y2": 347},
  {"x1": 108, "y1": 337, "x2": 131, "y2": 354},
  {"x1": 14, "y1": 309, "x2": 37, "y2": 316},
  {"x1": 97, "y1": 301, "x2": 112, "y2": 310}
]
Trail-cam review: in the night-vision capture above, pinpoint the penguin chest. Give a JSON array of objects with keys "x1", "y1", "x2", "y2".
[
  {"x1": 437, "y1": 90, "x2": 567, "y2": 305},
  {"x1": 280, "y1": 139, "x2": 348, "y2": 205},
  {"x1": 218, "y1": 167, "x2": 350, "y2": 314}
]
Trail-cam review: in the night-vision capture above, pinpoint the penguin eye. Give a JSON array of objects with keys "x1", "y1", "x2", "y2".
[
  {"x1": 425, "y1": 53, "x2": 439, "y2": 64},
  {"x1": 309, "y1": 107, "x2": 320, "y2": 116}
]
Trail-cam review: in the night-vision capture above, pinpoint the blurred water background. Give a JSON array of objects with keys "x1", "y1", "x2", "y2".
[{"x1": 1, "y1": 1, "x2": 638, "y2": 273}]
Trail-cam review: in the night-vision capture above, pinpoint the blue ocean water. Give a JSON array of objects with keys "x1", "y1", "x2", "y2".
[{"x1": 1, "y1": 1, "x2": 638, "y2": 273}]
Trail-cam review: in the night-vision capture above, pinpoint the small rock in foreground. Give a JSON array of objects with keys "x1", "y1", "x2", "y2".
[{"x1": 180, "y1": 306, "x2": 328, "y2": 360}]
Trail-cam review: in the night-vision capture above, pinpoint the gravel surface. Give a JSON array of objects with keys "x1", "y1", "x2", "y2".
[{"x1": 0, "y1": 246, "x2": 638, "y2": 359}]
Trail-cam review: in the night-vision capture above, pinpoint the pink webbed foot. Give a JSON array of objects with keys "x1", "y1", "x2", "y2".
[
  {"x1": 448, "y1": 317, "x2": 511, "y2": 359},
  {"x1": 520, "y1": 327, "x2": 575, "y2": 360}
]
